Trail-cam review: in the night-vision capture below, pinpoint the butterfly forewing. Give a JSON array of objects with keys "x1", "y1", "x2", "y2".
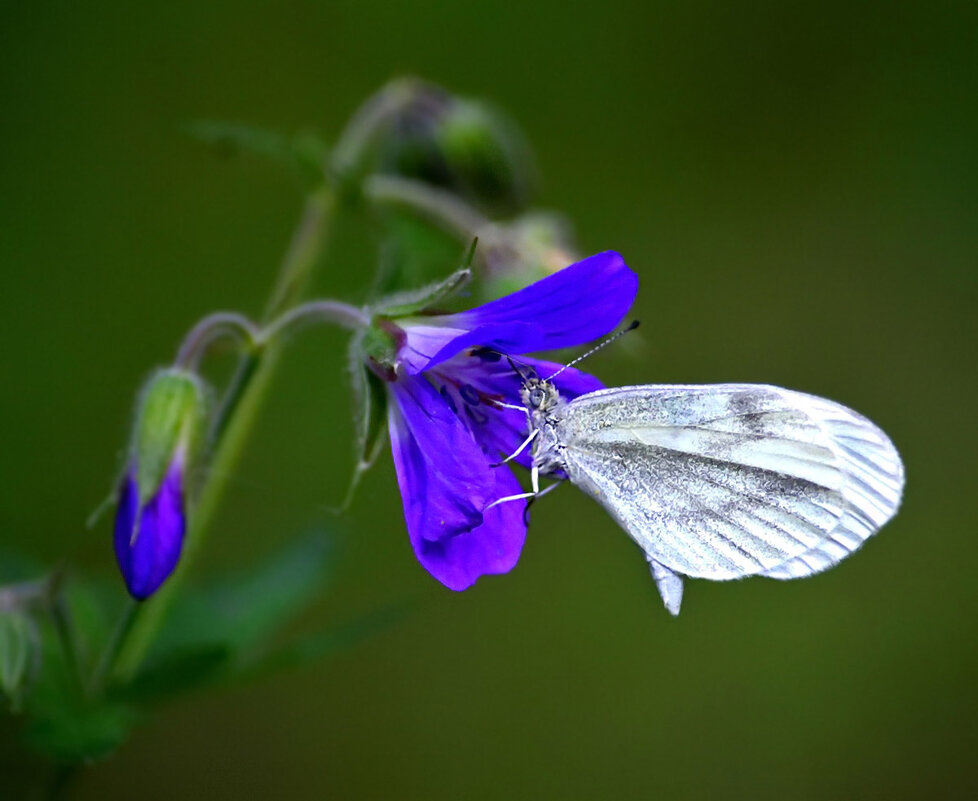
[{"x1": 552, "y1": 384, "x2": 903, "y2": 581}]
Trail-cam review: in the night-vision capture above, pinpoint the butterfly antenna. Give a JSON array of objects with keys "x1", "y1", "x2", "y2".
[
  {"x1": 546, "y1": 320, "x2": 639, "y2": 381},
  {"x1": 506, "y1": 355, "x2": 530, "y2": 381}
]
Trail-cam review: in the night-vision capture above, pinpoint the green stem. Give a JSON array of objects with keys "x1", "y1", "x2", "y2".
[
  {"x1": 265, "y1": 185, "x2": 336, "y2": 321},
  {"x1": 174, "y1": 312, "x2": 259, "y2": 370},
  {"x1": 112, "y1": 185, "x2": 338, "y2": 681},
  {"x1": 51, "y1": 591, "x2": 86, "y2": 696},
  {"x1": 364, "y1": 174, "x2": 487, "y2": 240},
  {"x1": 88, "y1": 599, "x2": 138, "y2": 696},
  {"x1": 260, "y1": 300, "x2": 370, "y2": 343}
]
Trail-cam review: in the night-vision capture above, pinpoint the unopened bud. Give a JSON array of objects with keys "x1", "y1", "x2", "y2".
[
  {"x1": 114, "y1": 369, "x2": 205, "y2": 600},
  {"x1": 377, "y1": 82, "x2": 535, "y2": 216}
]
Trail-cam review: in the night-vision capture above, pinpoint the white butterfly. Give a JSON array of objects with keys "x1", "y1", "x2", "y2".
[{"x1": 498, "y1": 377, "x2": 904, "y2": 615}]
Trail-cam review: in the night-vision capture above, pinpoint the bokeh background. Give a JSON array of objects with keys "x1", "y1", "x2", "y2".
[{"x1": 2, "y1": 1, "x2": 976, "y2": 798}]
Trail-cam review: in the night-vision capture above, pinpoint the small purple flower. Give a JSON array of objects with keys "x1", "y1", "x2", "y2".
[
  {"x1": 113, "y1": 368, "x2": 204, "y2": 600},
  {"x1": 381, "y1": 251, "x2": 638, "y2": 590},
  {"x1": 114, "y1": 459, "x2": 187, "y2": 600}
]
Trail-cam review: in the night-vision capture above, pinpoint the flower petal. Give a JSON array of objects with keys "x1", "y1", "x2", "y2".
[
  {"x1": 435, "y1": 352, "x2": 604, "y2": 469},
  {"x1": 405, "y1": 251, "x2": 637, "y2": 372},
  {"x1": 388, "y1": 375, "x2": 527, "y2": 589},
  {"x1": 412, "y1": 466, "x2": 527, "y2": 591},
  {"x1": 394, "y1": 322, "x2": 470, "y2": 374},
  {"x1": 389, "y1": 376, "x2": 491, "y2": 539},
  {"x1": 114, "y1": 463, "x2": 186, "y2": 600}
]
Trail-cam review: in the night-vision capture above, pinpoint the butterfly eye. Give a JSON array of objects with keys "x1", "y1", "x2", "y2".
[{"x1": 529, "y1": 388, "x2": 545, "y2": 407}]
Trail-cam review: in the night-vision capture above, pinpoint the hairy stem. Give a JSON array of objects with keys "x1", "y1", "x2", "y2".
[
  {"x1": 174, "y1": 312, "x2": 259, "y2": 370},
  {"x1": 260, "y1": 299, "x2": 369, "y2": 343},
  {"x1": 363, "y1": 174, "x2": 487, "y2": 241},
  {"x1": 113, "y1": 185, "x2": 337, "y2": 680},
  {"x1": 88, "y1": 599, "x2": 138, "y2": 696},
  {"x1": 51, "y1": 591, "x2": 86, "y2": 696}
]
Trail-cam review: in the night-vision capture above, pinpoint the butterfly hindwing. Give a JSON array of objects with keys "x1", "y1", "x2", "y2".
[{"x1": 551, "y1": 384, "x2": 903, "y2": 582}]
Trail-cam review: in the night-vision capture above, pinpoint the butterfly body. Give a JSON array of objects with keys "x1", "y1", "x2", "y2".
[{"x1": 521, "y1": 379, "x2": 905, "y2": 615}]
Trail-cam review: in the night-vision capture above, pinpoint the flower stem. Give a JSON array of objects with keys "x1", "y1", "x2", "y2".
[
  {"x1": 88, "y1": 598, "x2": 138, "y2": 696},
  {"x1": 112, "y1": 185, "x2": 338, "y2": 681},
  {"x1": 330, "y1": 77, "x2": 420, "y2": 177},
  {"x1": 50, "y1": 590, "x2": 86, "y2": 696},
  {"x1": 260, "y1": 300, "x2": 369, "y2": 343},
  {"x1": 174, "y1": 312, "x2": 259, "y2": 370},
  {"x1": 363, "y1": 174, "x2": 487, "y2": 241},
  {"x1": 265, "y1": 185, "x2": 337, "y2": 321}
]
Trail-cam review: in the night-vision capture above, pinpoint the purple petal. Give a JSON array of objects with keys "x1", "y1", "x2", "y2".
[
  {"x1": 394, "y1": 322, "x2": 469, "y2": 375},
  {"x1": 389, "y1": 376, "x2": 492, "y2": 539},
  {"x1": 436, "y1": 353, "x2": 604, "y2": 469},
  {"x1": 411, "y1": 466, "x2": 527, "y2": 591},
  {"x1": 113, "y1": 463, "x2": 186, "y2": 600},
  {"x1": 404, "y1": 251, "x2": 637, "y2": 372},
  {"x1": 388, "y1": 375, "x2": 527, "y2": 589}
]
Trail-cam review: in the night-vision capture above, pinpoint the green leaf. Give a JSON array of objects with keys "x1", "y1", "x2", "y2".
[
  {"x1": 115, "y1": 643, "x2": 232, "y2": 702},
  {"x1": 149, "y1": 531, "x2": 333, "y2": 657},
  {"x1": 239, "y1": 599, "x2": 415, "y2": 681},
  {"x1": 0, "y1": 611, "x2": 34, "y2": 708},
  {"x1": 22, "y1": 701, "x2": 134, "y2": 763},
  {"x1": 20, "y1": 593, "x2": 134, "y2": 762},
  {"x1": 184, "y1": 120, "x2": 330, "y2": 188}
]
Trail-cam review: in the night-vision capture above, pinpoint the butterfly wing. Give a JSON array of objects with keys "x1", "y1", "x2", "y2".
[{"x1": 554, "y1": 384, "x2": 904, "y2": 584}]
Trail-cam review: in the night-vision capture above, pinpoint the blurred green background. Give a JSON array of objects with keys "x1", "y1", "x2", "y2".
[{"x1": 2, "y1": 0, "x2": 976, "y2": 798}]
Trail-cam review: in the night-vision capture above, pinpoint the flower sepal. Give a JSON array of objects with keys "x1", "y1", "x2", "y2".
[
  {"x1": 371, "y1": 262, "x2": 472, "y2": 319},
  {"x1": 130, "y1": 369, "x2": 206, "y2": 508}
]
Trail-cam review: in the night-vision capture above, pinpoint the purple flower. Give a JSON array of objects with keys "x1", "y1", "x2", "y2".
[
  {"x1": 112, "y1": 368, "x2": 203, "y2": 600},
  {"x1": 114, "y1": 459, "x2": 186, "y2": 600},
  {"x1": 382, "y1": 251, "x2": 638, "y2": 590}
]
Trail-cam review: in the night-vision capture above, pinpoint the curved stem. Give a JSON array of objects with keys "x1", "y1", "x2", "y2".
[
  {"x1": 330, "y1": 78, "x2": 421, "y2": 177},
  {"x1": 363, "y1": 174, "x2": 488, "y2": 241},
  {"x1": 113, "y1": 186, "x2": 338, "y2": 680},
  {"x1": 260, "y1": 300, "x2": 369, "y2": 344},
  {"x1": 265, "y1": 185, "x2": 336, "y2": 320},
  {"x1": 174, "y1": 312, "x2": 259, "y2": 370}
]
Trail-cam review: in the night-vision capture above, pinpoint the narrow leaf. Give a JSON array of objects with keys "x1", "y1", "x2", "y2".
[
  {"x1": 184, "y1": 120, "x2": 330, "y2": 188},
  {"x1": 148, "y1": 531, "x2": 333, "y2": 657}
]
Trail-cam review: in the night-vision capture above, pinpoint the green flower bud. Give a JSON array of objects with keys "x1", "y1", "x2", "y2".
[
  {"x1": 377, "y1": 82, "x2": 535, "y2": 216},
  {"x1": 129, "y1": 369, "x2": 205, "y2": 508}
]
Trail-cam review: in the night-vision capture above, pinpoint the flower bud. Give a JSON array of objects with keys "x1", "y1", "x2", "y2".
[
  {"x1": 114, "y1": 369, "x2": 205, "y2": 600},
  {"x1": 378, "y1": 82, "x2": 535, "y2": 216}
]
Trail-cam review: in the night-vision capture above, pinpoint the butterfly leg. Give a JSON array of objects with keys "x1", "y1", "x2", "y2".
[
  {"x1": 490, "y1": 429, "x2": 538, "y2": 467},
  {"x1": 523, "y1": 479, "x2": 564, "y2": 525},
  {"x1": 647, "y1": 557, "x2": 684, "y2": 616},
  {"x1": 485, "y1": 491, "x2": 536, "y2": 510},
  {"x1": 485, "y1": 468, "x2": 561, "y2": 513}
]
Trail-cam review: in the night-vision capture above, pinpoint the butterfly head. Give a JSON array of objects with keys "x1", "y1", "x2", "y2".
[{"x1": 520, "y1": 377, "x2": 561, "y2": 413}]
